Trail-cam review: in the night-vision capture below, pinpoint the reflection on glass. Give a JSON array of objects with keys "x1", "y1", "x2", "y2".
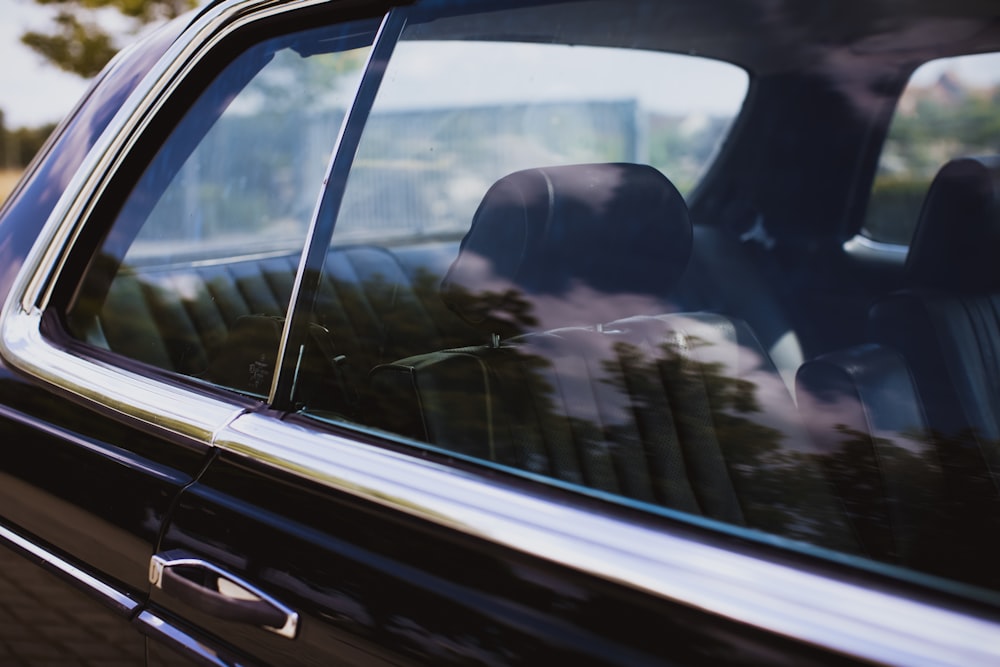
[
  {"x1": 334, "y1": 39, "x2": 747, "y2": 243},
  {"x1": 368, "y1": 306, "x2": 858, "y2": 553},
  {"x1": 66, "y1": 23, "x2": 374, "y2": 397}
]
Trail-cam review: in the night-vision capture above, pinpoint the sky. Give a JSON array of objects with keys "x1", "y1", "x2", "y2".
[
  {"x1": 0, "y1": 3, "x2": 751, "y2": 132},
  {"x1": 0, "y1": 0, "x2": 91, "y2": 128},
  {"x1": 0, "y1": 0, "x2": 147, "y2": 129}
]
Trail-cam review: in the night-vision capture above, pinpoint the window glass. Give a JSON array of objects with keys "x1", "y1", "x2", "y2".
[
  {"x1": 301, "y1": 4, "x2": 859, "y2": 550},
  {"x1": 64, "y1": 21, "x2": 375, "y2": 395},
  {"x1": 332, "y1": 39, "x2": 747, "y2": 243},
  {"x1": 863, "y1": 52, "x2": 1000, "y2": 245},
  {"x1": 49, "y1": 0, "x2": 1000, "y2": 603},
  {"x1": 286, "y1": 0, "x2": 1000, "y2": 600}
]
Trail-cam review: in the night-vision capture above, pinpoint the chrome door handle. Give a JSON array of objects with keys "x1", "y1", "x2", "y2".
[{"x1": 150, "y1": 550, "x2": 298, "y2": 639}]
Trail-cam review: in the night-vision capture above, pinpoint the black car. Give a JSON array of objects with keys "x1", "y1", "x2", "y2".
[{"x1": 2, "y1": 0, "x2": 1000, "y2": 664}]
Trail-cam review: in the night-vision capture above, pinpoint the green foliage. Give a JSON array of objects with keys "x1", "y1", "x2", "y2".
[
  {"x1": 865, "y1": 81, "x2": 1000, "y2": 244},
  {"x1": 0, "y1": 111, "x2": 57, "y2": 168},
  {"x1": 22, "y1": 0, "x2": 197, "y2": 78}
]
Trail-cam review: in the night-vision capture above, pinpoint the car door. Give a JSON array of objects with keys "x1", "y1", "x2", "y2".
[{"x1": 153, "y1": 410, "x2": 888, "y2": 667}]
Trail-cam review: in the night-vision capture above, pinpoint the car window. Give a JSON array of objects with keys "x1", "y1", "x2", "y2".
[
  {"x1": 63, "y1": 22, "x2": 375, "y2": 396},
  {"x1": 276, "y1": 0, "x2": 1000, "y2": 601},
  {"x1": 863, "y1": 51, "x2": 1000, "y2": 245},
  {"x1": 330, "y1": 40, "x2": 746, "y2": 243},
  {"x1": 297, "y1": 5, "x2": 863, "y2": 552}
]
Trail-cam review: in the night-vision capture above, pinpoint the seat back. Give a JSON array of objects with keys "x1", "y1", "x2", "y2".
[
  {"x1": 871, "y1": 157, "x2": 1000, "y2": 485},
  {"x1": 440, "y1": 162, "x2": 692, "y2": 336},
  {"x1": 796, "y1": 345, "x2": 947, "y2": 568},
  {"x1": 374, "y1": 163, "x2": 857, "y2": 550}
]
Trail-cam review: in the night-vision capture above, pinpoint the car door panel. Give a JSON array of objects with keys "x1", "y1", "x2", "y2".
[
  {"x1": 0, "y1": 372, "x2": 214, "y2": 664},
  {"x1": 151, "y1": 429, "x2": 865, "y2": 667},
  {"x1": 0, "y1": 378, "x2": 210, "y2": 590}
]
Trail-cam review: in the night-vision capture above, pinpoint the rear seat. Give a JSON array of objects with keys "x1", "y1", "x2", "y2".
[{"x1": 94, "y1": 241, "x2": 480, "y2": 390}]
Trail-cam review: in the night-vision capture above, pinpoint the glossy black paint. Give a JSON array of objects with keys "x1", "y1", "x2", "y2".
[
  {"x1": 0, "y1": 541, "x2": 146, "y2": 664},
  {"x1": 0, "y1": 367, "x2": 212, "y2": 663},
  {"x1": 153, "y1": 449, "x2": 868, "y2": 666}
]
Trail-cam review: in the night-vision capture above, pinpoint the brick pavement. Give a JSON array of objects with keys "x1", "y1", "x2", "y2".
[{"x1": 0, "y1": 544, "x2": 145, "y2": 666}]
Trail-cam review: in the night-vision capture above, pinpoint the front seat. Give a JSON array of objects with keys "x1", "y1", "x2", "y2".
[{"x1": 373, "y1": 162, "x2": 857, "y2": 551}]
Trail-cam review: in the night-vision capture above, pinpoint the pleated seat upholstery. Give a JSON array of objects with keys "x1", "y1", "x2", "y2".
[{"x1": 372, "y1": 163, "x2": 857, "y2": 550}]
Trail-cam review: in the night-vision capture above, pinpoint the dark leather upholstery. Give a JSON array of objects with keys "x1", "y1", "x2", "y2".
[
  {"x1": 92, "y1": 242, "x2": 479, "y2": 389},
  {"x1": 441, "y1": 163, "x2": 691, "y2": 336},
  {"x1": 905, "y1": 156, "x2": 1000, "y2": 292},
  {"x1": 871, "y1": 157, "x2": 1000, "y2": 484},
  {"x1": 869, "y1": 155, "x2": 1000, "y2": 584},
  {"x1": 796, "y1": 345, "x2": 947, "y2": 567},
  {"x1": 375, "y1": 163, "x2": 857, "y2": 550}
]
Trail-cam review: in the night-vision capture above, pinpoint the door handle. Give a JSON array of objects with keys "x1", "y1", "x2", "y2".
[{"x1": 150, "y1": 550, "x2": 298, "y2": 639}]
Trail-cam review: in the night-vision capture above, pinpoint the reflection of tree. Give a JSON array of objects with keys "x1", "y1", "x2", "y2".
[
  {"x1": 76, "y1": 251, "x2": 1000, "y2": 588},
  {"x1": 597, "y1": 335, "x2": 857, "y2": 550},
  {"x1": 362, "y1": 292, "x2": 859, "y2": 552},
  {"x1": 816, "y1": 425, "x2": 897, "y2": 561},
  {"x1": 810, "y1": 419, "x2": 1000, "y2": 588}
]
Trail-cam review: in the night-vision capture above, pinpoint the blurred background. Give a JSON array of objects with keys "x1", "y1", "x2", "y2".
[
  {"x1": 0, "y1": 0, "x2": 197, "y2": 200},
  {"x1": 1, "y1": 0, "x2": 998, "y2": 247}
]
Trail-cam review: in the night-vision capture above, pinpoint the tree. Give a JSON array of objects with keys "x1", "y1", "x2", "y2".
[{"x1": 21, "y1": 0, "x2": 197, "y2": 78}]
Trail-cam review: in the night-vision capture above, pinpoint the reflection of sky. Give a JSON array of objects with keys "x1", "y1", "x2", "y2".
[
  {"x1": 909, "y1": 52, "x2": 1000, "y2": 88},
  {"x1": 376, "y1": 41, "x2": 749, "y2": 116}
]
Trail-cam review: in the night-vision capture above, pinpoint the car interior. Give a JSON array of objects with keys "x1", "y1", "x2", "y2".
[{"x1": 57, "y1": 0, "x2": 1000, "y2": 592}]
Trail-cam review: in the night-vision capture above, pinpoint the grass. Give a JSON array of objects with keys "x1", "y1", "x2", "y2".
[{"x1": 0, "y1": 169, "x2": 24, "y2": 204}]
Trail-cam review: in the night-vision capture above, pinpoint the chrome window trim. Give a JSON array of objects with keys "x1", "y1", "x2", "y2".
[
  {"x1": 0, "y1": 0, "x2": 364, "y2": 442},
  {"x1": 0, "y1": 520, "x2": 138, "y2": 614},
  {"x1": 1, "y1": 307, "x2": 245, "y2": 442},
  {"x1": 9, "y1": 0, "x2": 344, "y2": 314},
  {"x1": 219, "y1": 412, "x2": 1000, "y2": 667},
  {"x1": 270, "y1": 8, "x2": 403, "y2": 403}
]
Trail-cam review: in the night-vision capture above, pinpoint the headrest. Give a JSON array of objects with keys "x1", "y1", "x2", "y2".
[
  {"x1": 906, "y1": 156, "x2": 1000, "y2": 292},
  {"x1": 441, "y1": 163, "x2": 691, "y2": 336}
]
